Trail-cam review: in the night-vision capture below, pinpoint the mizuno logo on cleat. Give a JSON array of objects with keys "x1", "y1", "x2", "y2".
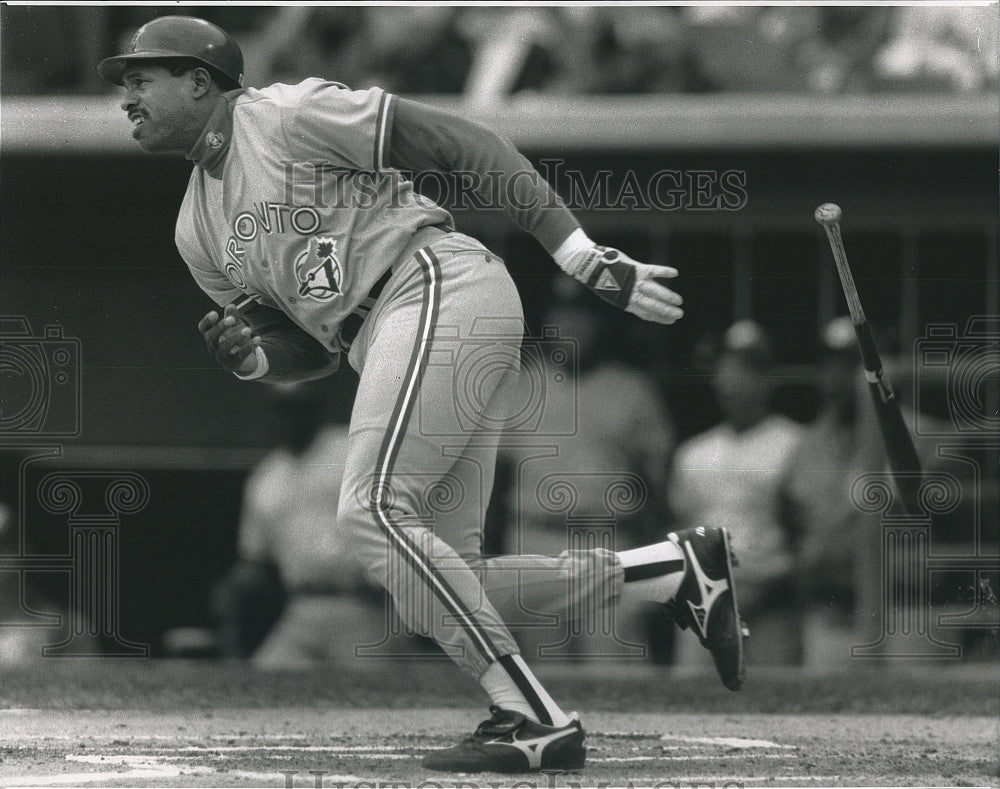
[
  {"x1": 683, "y1": 541, "x2": 729, "y2": 641},
  {"x1": 483, "y1": 728, "x2": 575, "y2": 770}
]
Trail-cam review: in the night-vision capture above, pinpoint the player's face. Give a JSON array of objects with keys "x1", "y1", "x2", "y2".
[{"x1": 120, "y1": 65, "x2": 203, "y2": 153}]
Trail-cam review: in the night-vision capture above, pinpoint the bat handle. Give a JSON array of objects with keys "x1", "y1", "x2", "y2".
[{"x1": 853, "y1": 322, "x2": 884, "y2": 377}]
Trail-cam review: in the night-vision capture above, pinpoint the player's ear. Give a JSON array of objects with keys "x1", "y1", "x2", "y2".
[{"x1": 190, "y1": 66, "x2": 213, "y2": 98}]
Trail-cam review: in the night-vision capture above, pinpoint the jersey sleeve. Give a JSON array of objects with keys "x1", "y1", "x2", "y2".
[
  {"x1": 279, "y1": 79, "x2": 392, "y2": 171},
  {"x1": 387, "y1": 97, "x2": 581, "y2": 255}
]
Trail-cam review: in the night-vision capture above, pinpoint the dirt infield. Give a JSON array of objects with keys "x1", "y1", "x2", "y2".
[
  {"x1": 1, "y1": 661, "x2": 998, "y2": 787},
  {"x1": 3, "y1": 708, "x2": 998, "y2": 788}
]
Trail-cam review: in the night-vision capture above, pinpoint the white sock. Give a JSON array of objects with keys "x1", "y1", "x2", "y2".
[
  {"x1": 618, "y1": 540, "x2": 686, "y2": 604},
  {"x1": 479, "y1": 655, "x2": 572, "y2": 727}
]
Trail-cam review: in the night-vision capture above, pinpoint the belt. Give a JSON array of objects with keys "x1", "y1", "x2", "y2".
[{"x1": 338, "y1": 223, "x2": 452, "y2": 350}]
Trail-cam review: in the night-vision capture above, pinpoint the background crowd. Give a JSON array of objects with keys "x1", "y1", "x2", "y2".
[{"x1": 3, "y1": 5, "x2": 998, "y2": 97}]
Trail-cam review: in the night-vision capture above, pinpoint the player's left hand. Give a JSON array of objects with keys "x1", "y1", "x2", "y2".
[{"x1": 558, "y1": 239, "x2": 684, "y2": 325}]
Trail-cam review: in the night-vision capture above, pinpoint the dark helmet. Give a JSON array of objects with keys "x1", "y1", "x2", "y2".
[
  {"x1": 719, "y1": 319, "x2": 775, "y2": 371},
  {"x1": 97, "y1": 15, "x2": 244, "y2": 88}
]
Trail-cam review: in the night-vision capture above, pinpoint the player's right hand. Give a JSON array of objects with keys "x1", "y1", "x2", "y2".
[{"x1": 198, "y1": 304, "x2": 261, "y2": 376}]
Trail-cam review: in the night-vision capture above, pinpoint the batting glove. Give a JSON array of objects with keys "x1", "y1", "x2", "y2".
[
  {"x1": 553, "y1": 229, "x2": 684, "y2": 324},
  {"x1": 198, "y1": 303, "x2": 269, "y2": 380}
]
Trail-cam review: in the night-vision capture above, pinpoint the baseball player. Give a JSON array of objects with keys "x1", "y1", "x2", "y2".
[{"x1": 98, "y1": 15, "x2": 748, "y2": 774}]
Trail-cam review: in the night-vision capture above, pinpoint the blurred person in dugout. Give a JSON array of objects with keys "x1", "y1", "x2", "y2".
[
  {"x1": 497, "y1": 279, "x2": 677, "y2": 663},
  {"x1": 774, "y1": 318, "x2": 881, "y2": 668},
  {"x1": 670, "y1": 320, "x2": 804, "y2": 667},
  {"x1": 0, "y1": 476, "x2": 100, "y2": 664},
  {"x1": 210, "y1": 380, "x2": 401, "y2": 669},
  {"x1": 0, "y1": 499, "x2": 62, "y2": 665},
  {"x1": 776, "y1": 317, "x2": 970, "y2": 666}
]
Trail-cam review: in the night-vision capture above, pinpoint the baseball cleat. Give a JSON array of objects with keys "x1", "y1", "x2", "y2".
[
  {"x1": 422, "y1": 706, "x2": 586, "y2": 774},
  {"x1": 664, "y1": 526, "x2": 749, "y2": 691}
]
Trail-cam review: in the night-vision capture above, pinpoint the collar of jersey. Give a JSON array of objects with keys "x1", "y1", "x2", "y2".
[{"x1": 186, "y1": 89, "x2": 245, "y2": 179}]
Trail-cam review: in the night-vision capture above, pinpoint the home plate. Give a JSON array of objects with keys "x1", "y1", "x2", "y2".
[{"x1": 661, "y1": 734, "x2": 798, "y2": 749}]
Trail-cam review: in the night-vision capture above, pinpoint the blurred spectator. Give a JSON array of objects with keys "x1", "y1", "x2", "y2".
[
  {"x1": 5, "y1": 5, "x2": 994, "y2": 96},
  {"x1": 1, "y1": 6, "x2": 107, "y2": 95},
  {"x1": 462, "y1": 7, "x2": 702, "y2": 104},
  {"x1": 797, "y1": 6, "x2": 893, "y2": 94},
  {"x1": 0, "y1": 470, "x2": 100, "y2": 663},
  {"x1": 498, "y1": 280, "x2": 677, "y2": 661},
  {"x1": 562, "y1": 7, "x2": 704, "y2": 94},
  {"x1": 669, "y1": 320, "x2": 804, "y2": 666},
  {"x1": 461, "y1": 8, "x2": 568, "y2": 104},
  {"x1": 873, "y1": 5, "x2": 999, "y2": 93},
  {"x1": 242, "y1": 7, "x2": 473, "y2": 93},
  {"x1": 775, "y1": 317, "x2": 886, "y2": 667},
  {"x1": 683, "y1": 6, "x2": 892, "y2": 94},
  {"x1": 234, "y1": 7, "x2": 369, "y2": 89},
  {"x1": 775, "y1": 317, "x2": 979, "y2": 665},
  {"x1": 683, "y1": 6, "x2": 817, "y2": 93},
  {"x1": 201, "y1": 381, "x2": 400, "y2": 669},
  {"x1": 363, "y1": 7, "x2": 474, "y2": 94},
  {"x1": 0, "y1": 500, "x2": 52, "y2": 665}
]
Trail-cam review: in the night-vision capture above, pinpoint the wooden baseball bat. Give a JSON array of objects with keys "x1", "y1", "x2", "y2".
[{"x1": 815, "y1": 203, "x2": 922, "y2": 512}]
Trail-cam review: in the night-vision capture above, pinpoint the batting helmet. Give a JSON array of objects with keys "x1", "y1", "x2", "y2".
[{"x1": 97, "y1": 15, "x2": 244, "y2": 88}]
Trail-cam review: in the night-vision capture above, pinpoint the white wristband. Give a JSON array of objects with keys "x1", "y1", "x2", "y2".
[
  {"x1": 552, "y1": 228, "x2": 593, "y2": 276},
  {"x1": 233, "y1": 346, "x2": 269, "y2": 381}
]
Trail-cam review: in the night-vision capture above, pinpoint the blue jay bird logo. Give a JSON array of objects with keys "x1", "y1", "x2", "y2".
[{"x1": 296, "y1": 236, "x2": 343, "y2": 302}]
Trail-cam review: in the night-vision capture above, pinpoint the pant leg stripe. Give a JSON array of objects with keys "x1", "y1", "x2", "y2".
[
  {"x1": 498, "y1": 654, "x2": 553, "y2": 726},
  {"x1": 371, "y1": 246, "x2": 503, "y2": 665}
]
